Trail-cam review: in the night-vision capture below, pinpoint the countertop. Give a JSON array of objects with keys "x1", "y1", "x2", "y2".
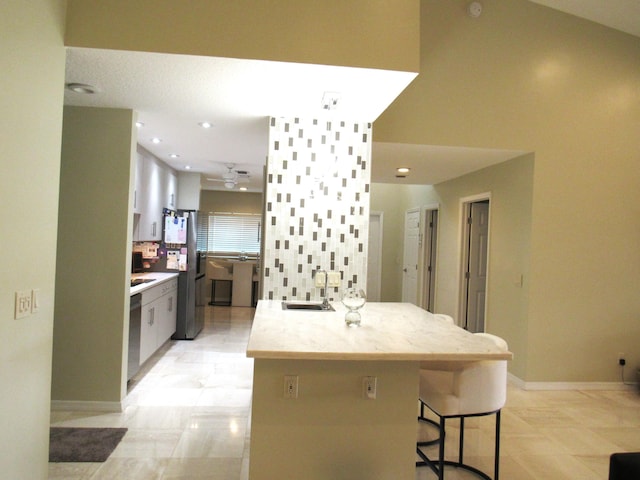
[
  {"x1": 246, "y1": 300, "x2": 513, "y2": 362},
  {"x1": 130, "y1": 272, "x2": 179, "y2": 296}
]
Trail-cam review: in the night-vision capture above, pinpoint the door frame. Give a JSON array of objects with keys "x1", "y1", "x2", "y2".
[{"x1": 457, "y1": 193, "x2": 492, "y2": 331}]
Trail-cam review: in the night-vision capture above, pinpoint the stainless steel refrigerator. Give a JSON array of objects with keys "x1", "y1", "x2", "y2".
[{"x1": 161, "y1": 209, "x2": 205, "y2": 340}]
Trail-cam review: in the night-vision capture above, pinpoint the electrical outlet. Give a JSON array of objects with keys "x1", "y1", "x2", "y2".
[
  {"x1": 618, "y1": 353, "x2": 626, "y2": 366},
  {"x1": 284, "y1": 375, "x2": 299, "y2": 399},
  {"x1": 15, "y1": 291, "x2": 32, "y2": 319},
  {"x1": 363, "y1": 376, "x2": 377, "y2": 400}
]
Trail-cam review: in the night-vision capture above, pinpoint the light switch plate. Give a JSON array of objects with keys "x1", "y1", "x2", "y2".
[
  {"x1": 15, "y1": 291, "x2": 32, "y2": 319},
  {"x1": 315, "y1": 271, "x2": 326, "y2": 288},
  {"x1": 31, "y1": 289, "x2": 40, "y2": 314},
  {"x1": 327, "y1": 271, "x2": 341, "y2": 287}
]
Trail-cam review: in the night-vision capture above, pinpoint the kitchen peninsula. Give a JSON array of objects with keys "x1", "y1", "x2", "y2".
[{"x1": 246, "y1": 300, "x2": 512, "y2": 480}]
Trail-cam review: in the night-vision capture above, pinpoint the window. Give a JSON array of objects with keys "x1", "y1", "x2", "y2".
[{"x1": 206, "y1": 213, "x2": 261, "y2": 254}]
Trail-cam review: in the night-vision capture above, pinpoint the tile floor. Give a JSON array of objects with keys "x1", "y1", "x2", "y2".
[{"x1": 49, "y1": 305, "x2": 640, "y2": 479}]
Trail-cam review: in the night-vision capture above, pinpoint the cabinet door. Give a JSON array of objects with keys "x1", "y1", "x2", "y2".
[
  {"x1": 140, "y1": 303, "x2": 158, "y2": 364},
  {"x1": 165, "y1": 170, "x2": 178, "y2": 210},
  {"x1": 133, "y1": 152, "x2": 144, "y2": 214},
  {"x1": 157, "y1": 290, "x2": 177, "y2": 344},
  {"x1": 140, "y1": 155, "x2": 163, "y2": 241}
]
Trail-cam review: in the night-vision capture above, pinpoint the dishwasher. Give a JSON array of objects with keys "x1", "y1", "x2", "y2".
[{"x1": 127, "y1": 294, "x2": 142, "y2": 381}]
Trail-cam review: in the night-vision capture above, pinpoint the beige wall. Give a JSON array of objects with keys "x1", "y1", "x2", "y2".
[
  {"x1": 52, "y1": 107, "x2": 136, "y2": 405},
  {"x1": 65, "y1": 0, "x2": 420, "y2": 73},
  {"x1": 200, "y1": 189, "x2": 263, "y2": 215},
  {"x1": 432, "y1": 155, "x2": 534, "y2": 379},
  {"x1": 0, "y1": 1, "x2": 66, "y2": 477},
  {"x1": 370, "y1": 183, "x2": 438, "y2": 302},
  {"x1": 375, "y1": 0, "x2": 640, "y2": 383}
]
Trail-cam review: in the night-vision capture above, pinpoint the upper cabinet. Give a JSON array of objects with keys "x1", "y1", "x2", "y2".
[
  {"x1": 165, "y1": 169, "x2": 177, "y2": 210},
  {"x1": 133, "y1": 146, "x2": 179, "y2": 241}
]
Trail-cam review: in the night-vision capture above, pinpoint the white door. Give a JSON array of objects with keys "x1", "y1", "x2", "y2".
[
  {"x1": 367, "y1": 212, "x2": 383, "y2": 302},
  {"x1": 463, "y1": 201, "x2": 489, "y2": 332},
  {"x1": 402, "y1": 208, "x2": 420, "y2": 305}
]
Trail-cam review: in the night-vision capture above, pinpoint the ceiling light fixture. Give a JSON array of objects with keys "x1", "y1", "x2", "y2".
[
  {"x1": 396, "y1": 167, "x2": 410, "y2": 174},
  {"x1": 65, "y1": 82, "x2": 99, "y2": 94},
  {"x1": 135, "y1": 122, "x2": 144, "y2": 128},
  {"x1": 169, "y1": 153, "x2": 180, "y2": 158},
  {"x1": 185, "y1": 165, "x2": 191, "y2": 170},
  {"x1": 151, "y1": 137, "x2": 161, "y2": 144},
  {"x1": 224, "y1": 181, "x2": 235, "y2": 189},
  {"x1": 239, "y1": 187, "x2": 248, "y2": 192},
  {"x1": 198, "y1": 121, "x2": 212, "y2": 129},
  {"x1": 467, "y1": 1, "x2": 482, "y2": 18}
]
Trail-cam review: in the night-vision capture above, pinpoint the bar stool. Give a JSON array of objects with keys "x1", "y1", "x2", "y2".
[
  {"x1": 417, "y1": 313, "x2": 456, "y2": 448},
  {"x1": 417, "y1": 333, "x2": 508, "y2": 480}
]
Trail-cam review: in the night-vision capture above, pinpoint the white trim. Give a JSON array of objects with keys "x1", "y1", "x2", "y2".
[
  {"x1": 50, "y1": 400, "x2": 124, "y2": 413},
  {"x1": 508, "y1": 373, "x2": 637, "y2": 391}
]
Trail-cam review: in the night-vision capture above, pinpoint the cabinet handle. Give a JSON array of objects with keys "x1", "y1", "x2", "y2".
[
  {"x1": 168, "y1": 296, "x2": 173, "y2": 312},
  {"x1": 134, "y1": 190, "x2": 137, "y2": 209},
  {"x1": 152, "y1": 221, "x2": 156, "y2": 237},
  {"x1": 170, "y1": 193, "x2": 174, "y2": 207},
  {"x1": 149, "y1": 307, "x2": 154, "y2": 325}
]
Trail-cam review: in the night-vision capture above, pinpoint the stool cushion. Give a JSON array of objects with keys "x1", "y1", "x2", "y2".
[{"x1": 420, "y1": 333, "x2": 508, "y2": 417}]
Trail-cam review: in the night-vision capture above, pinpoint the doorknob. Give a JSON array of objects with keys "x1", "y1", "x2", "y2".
[{"x1": 403, "y1": 268, "x2": 407, "y2": 272}]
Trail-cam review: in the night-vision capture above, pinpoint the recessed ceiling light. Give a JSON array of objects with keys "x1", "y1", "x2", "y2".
[
  {"x1": 239, "y1": 187, "x2": 248, "y2": 192},
  {"x1": 185, "y1": 165, "x2": 191, "y2": 170},
  {"x1": 151, "y1": 137, "x2": 162, "y2": 144},
  {"x1": 198, "y1": 121, "x2": 213, "y2": 129},
  {"x1": 169, "y1": 153, "x2": 180, "y2": 158},
  {"x1": 65, "y1": 82, "x2": 99, "y2": 94},
  {"x1": 135, "y1": 122, "x2": 144, "y2": 128},
  {"x1": 396, "y1": 167, "x2": 410, "y2": 174}
]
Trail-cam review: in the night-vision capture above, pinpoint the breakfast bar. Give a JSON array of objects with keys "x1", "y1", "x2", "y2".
[{"x1": 246, "y1": 300, "x2": 512, "y2": 480}]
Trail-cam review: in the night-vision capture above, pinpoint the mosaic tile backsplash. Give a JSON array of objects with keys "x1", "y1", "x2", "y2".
[{"x1": 263, "y1": 116, "x2": 371, "y2": 301}]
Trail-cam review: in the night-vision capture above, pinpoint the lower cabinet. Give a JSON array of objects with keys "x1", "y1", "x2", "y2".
[{"x1": 139, "y1": 278, "x2": 177, "y2": 365}]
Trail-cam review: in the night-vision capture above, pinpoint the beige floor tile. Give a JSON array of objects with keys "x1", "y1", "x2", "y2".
[{"x1": 49, "y1": 305, "x2": 640, "y2": 480}]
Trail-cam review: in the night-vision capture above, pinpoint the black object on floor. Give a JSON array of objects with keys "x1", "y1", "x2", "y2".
[
  {"x1": 609, "y1": 452, "x2": 640, "y2": 480},
  {"x1": 49, "y1": 427, "x2": 127, "y2": 462}
]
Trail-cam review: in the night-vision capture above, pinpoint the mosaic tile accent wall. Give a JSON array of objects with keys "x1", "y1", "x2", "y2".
[{"x1": 263, "y1": 116, "x2": 371, "y2": 301}]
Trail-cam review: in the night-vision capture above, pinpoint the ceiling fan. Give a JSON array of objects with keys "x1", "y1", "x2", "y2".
[{"x1": 207, "y1": 163, "x2": 250, "y2": 189}]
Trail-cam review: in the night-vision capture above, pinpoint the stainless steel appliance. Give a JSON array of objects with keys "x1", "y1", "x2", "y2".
[
  {"x1": 127, "y1": 293, "x2": 142, "y2": 380},
  {"x1": 170, "y1": 210, "x2": 204, "y2": 340}
]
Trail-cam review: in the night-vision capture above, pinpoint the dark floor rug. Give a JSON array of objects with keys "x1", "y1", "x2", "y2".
[{"x1": 49, "y1": 427, "x2": 128, "y2": 462}]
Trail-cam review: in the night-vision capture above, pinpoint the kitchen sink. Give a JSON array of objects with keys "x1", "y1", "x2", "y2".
[
  {"x1": 281, "y1": 301, "x2": 335, "y2": 312},
  {"x1": 131, "y1": 278, "x2": 156, "y2": 287}
]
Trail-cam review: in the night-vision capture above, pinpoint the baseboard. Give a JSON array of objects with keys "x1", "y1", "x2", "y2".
[
  {"x1": 50, "y1": 400, "x2": 123, "y2": 413},
  {"x1": 508, "y1": 372, "x2": 637, "y2": 391}
]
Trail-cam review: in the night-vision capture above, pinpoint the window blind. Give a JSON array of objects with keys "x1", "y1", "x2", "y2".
[{"x1": 207, "y1": 213, "x2": 261, "y2": 253}]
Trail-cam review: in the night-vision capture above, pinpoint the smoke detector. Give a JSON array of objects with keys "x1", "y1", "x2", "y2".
[{"x1": 467, "y1": 2, "x2": 482, "y2": 18}]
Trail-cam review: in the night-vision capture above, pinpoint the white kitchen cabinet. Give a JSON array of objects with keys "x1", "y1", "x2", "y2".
[
  {"x1": 133, "y1": 146, "x2": 179, "y2": 241},
  {"x1": 139, "y1": 278, "x2": 178, "y2": 365},
  {"x1": 165, "y1": 169, "x2": 178, "y2": 210},
  {"x1": 133, "y1": 152, "x2": 144, "y2": 215}
]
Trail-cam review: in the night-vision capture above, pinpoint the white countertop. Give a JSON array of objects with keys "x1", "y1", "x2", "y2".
[
  {"x1": 130, "y1": 272, "x2": 179, "y2": 296},
  {"x1": 246, "y1": 300, "x2": 513, "y2": 361}
]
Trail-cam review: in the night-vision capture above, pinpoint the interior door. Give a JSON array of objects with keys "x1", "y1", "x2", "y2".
[
  {"x1": 367, "y1": 212, "x2": 383, "y2": 302},
  {"x1": 423, "y1": 209, "x2": 438, "y2": 312},
  {"x1": 402, "y1": 208, "x2": 420, "y2": 305},
  {"x1": 463, "y1": 201, "x2": 489, "y2": 332}
]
